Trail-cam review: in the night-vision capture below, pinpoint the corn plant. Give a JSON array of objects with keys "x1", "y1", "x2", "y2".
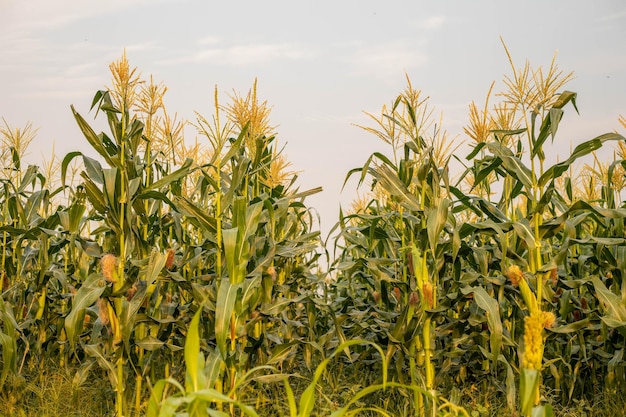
[
  {"x1": 453, "y1": 42, "x2": 626, "y2": 415},
  {"x1": 59, "y1": 55, "x2": 192, "y2": 416},
  {"x1": 174, "y1": 83, "x2": 324, "y2": 413},
  {"x1": 1, "y1": 48, "x2": 626, "y2": 417},
  {"x1": 333, "y1": 44, "x2": 626, "y2": 417},
  {"x1": 335, "y1": 78, "x2": 465, "y2": 416}
]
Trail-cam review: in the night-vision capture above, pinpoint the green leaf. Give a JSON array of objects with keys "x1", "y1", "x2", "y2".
[
  {"x1": 282, "y1": 377, "x2": 298, "y2": 417},
  {"x1": 548, "y1": 318, "x2": 591, "y2": 333},
  {"x1": 298, "y1": 340, "x2": 386, "y2": 417},
  {"x1": 72, "y1": 359, "x2": 96, "y2": 388},
  {"x1": 511, "y1": 219, "x2": 537, "y2": 252},
  {"x1": 240, "y1": 276, "x2": 261, "y2": 313},
  {"x1": 260, "y1": 295, "x2": 306, "y2": 315},
  {"x1": 146, "y1": 378, "x2": 167, "y2": 417},
  {"x1": 472, "y1": 156, "x2": 503, "y2": 189},
  {"x1": 426, "y1": 198, "x2": 450, "y2": 254},
  {"x1": 203, "y1": 350, "x2": 224, "y2": 389},
  {"x1": 532, "y1": 403, "x2": 554, "y2": 417},
  {"x1": 486, "y1": 141, "x2": 533, "y2": 190},
  {"x1": 532, "y1": 108, "x2": 563, "y2": 159},
  {"x1": 146, "y1": 377, "x2": 185, "y2": 417},
  {"x1": 498, "y1": 354, "x2": 517, "y2": 411},
  {"x1": 551, "y1": 90, "x2": 578, "y2": 112},
  {"x1": 224, "y1": 199, "x2": 263, "y2": 284},
  {"x1": 18, "y1": 165, "x2": 40, "y2": 193},
  {"x1": 175, "y1": 196, "x2": 217, "y2": 235},
  {"x1": 466, "y1": 286, "x2": 502, "y2": 366},
  {"x1": 9, "y1": 146, "x2": 20, "y2": 171},
  {"x1": 135, "y1": 190, "x2": 177, "y2": 211},
  {"x1": 370, "y1": 164, "x2": 421, "y2": 211},
  {"x1": 82, "y1": 154, "x2": 104, "y2": 185},
  {"x1": 121, "y1": 251, "x2": 168, "y2": 349},
  {"x1": 520, "y1": 368, "x2": 540, "y2": 416},
  {"x1": 0, "y1": 298, "x2": 17, "y2": 386},
  {"x1": 102, "y1": 168, "x2": 119, "y2": 209},
  {"x1": 567, "y1": 200, "x2": 626, "y2": 222},
  {"x1": 81, "y1": 175, "x2": 108, "y2": 213},
  {"x1": 223, "y1": 227, "x2": 240, "y2": 284},
  {"x1": 67, "y1": 199, "x2": 87, "y2": 235},
  {"x1": 143, "y1": 158, "x2": 193, "y2": 193},
  {"x1": 84, "y1": 344, "x2": 117, "y2": 388},
  {"x1": 215, "y1": 279, "x2": 239, "y2": 359},
  {"x1": 65, "y1": 273, "x2": 107, "y2": 349},
  {"x1": 71, "y1": 105, "x2": 115, "y2": 166},
  {"x1": 221, "y1": 158, "x2": 251, "y2": 214},
  {"x1": 466, "y1": 141, "x2": 488, "y2": 160},
  {"x1": 185, "y1": 309, "x2": 202, "y2": 392},
  {"x1": 592, "y1": 276, "x2": 626, "y2": 325},
  {"x1": 491, "y1": 127, "x2": 527, "y2": 138},
  {"x1": 538, "y1": 132, "x2": 625, "y2": 188},
  {"x1": 267, "y1": 342, "x2": 298, "y2": 366},
  {"x1": 61, "y1": 151, "x2": 83, "y2": 187},
  {"x1": 219, "y1": 124, "x2": 248, "y2": 168},
  {"x1": 189, "y1": 389, "x2": 260, "y2": 417},
  {"x1": 136, "y1": 336, "x2": 165, "y2": 351}
]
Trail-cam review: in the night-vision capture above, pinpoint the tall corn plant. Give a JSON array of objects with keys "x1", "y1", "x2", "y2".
[
  {"x1": 454, "y1": 42, "x2": 626, "y2": 415},
  {"x1": 0, "y1": 120, "x2": 71, "y2": 386},
  {"x1": 336, "y1": 78, "x2": 461, "y2": 416},
  {"x1": 62, "y1": 54, "x2": 194, "y2": 417},
  {"x1": 173, "y1": 83, "x2": 323, "y2": 413}
]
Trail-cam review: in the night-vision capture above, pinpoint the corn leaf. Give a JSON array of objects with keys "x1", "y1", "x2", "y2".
[
  {"x1": 538, "y1": 132, "x2": 625, "y2": 188},
  {"x1": 136, "y1": 336, "x2": 165, "y2": 351},
  {"x1": 215, "y1": 279, "x2": 239, "y2": 359},
  {"x1": 0, "y1": 298, "x2": 17, "y2": 387},
  {"x1": 175, "y1": 196, "x2": 218, "y2": 234},
  {"x1": 185, "y1": 309, "x2": 202, "y2": 392},
  {"x1": 71, "y1": 105, "x2": 116, "y2": 166},
  {"x1": 204, "y1": 350, "x2": 224, "y2": 389},
  {"x1": 486, "y1": 141, "x2": 533, "y2": 191},
  {"x1": 65, "y1": 273, "x2": 107, "y2": 349},
  {"x1": 267, "y1": 342, "x2": 298, "y2": 366},
  {"x1": 426, "y1": 198, "x2": 450, "y2": 254},
  {"x1": 520, "y1": 368, "x2": 540, "y2": 416},
  {"x1": 121, "y1": 251, "x2": 168, "y2": 349},
  {"x1": 83, "y1": 344, "x2": 117, "y2": 388},
  {"x1": 143, "y1": 157, "x2": 193, "y2": 193},
  {"x1": 370, "y1": 163, "x2": 421, "y2": 211},
  {"x1": 511, "y1": 219, "x2": 537, "y2": 252},
  {"x1": 299, "y1": 340, "x2": 386, "y2": 417},
  {"x1": 465, "y1": 286, "x2": 503, "y2": 366},
  {"x1": 592, "y1": 276, "x2": 626, "y2": 325}
]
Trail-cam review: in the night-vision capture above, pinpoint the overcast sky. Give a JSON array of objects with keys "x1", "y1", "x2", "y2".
[{"x1": 1, "y1": 0, "x2": 625, "y2": 236}]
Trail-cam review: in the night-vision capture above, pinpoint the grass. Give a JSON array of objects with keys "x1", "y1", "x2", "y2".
[
  {"x1": 0, "y1": 362, "x2": 115, "y2": 417},
  {"x1": 2, "y1": 366, "x2": 625, "y2": 416}
]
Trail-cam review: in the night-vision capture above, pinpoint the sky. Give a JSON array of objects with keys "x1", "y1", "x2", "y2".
[{"x1": 1, "y1": 0, "x2": 625, "y2": 237}]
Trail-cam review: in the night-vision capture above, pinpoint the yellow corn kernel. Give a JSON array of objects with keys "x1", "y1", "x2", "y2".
[{"x1": 522, "y1": 311, "x2": 544, "y2": 370}]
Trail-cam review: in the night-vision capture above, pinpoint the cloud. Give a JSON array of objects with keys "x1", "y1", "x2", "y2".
[
  {"x1": 157, "y1": 41, "x2": 316, "y2": 67},
  {"x1": 0, "y1": 30, "x2": 115, "y2": 103},
  {"x1": 197, "y1": 36, "x2": 221, "y2": 46},
  {"x1": 14, "y1": 65, "x2": 103, "y2": 101},
  {"x1": 419, "y1": 16, "x2": 446, "y2": 30},
  {"x1": 125, "y1": 41, "x2": 159, "y2": 53},
  {"x1": 0, "y1": 0, "x2": 157, "y2": 79},
  {"x1": 344, "y1": 40, "x2": 429, "y2": 79},
  {"x1": 0, "y1": 0, "x2": 178, "y2": 34},
  {"x1": 596, "y1": 9, "x2": 626, "y2": 23}
]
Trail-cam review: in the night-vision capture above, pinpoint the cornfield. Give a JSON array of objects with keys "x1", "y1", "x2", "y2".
[{"x1": 1, "y1": 46, "x2": 625, "y2": 417}]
